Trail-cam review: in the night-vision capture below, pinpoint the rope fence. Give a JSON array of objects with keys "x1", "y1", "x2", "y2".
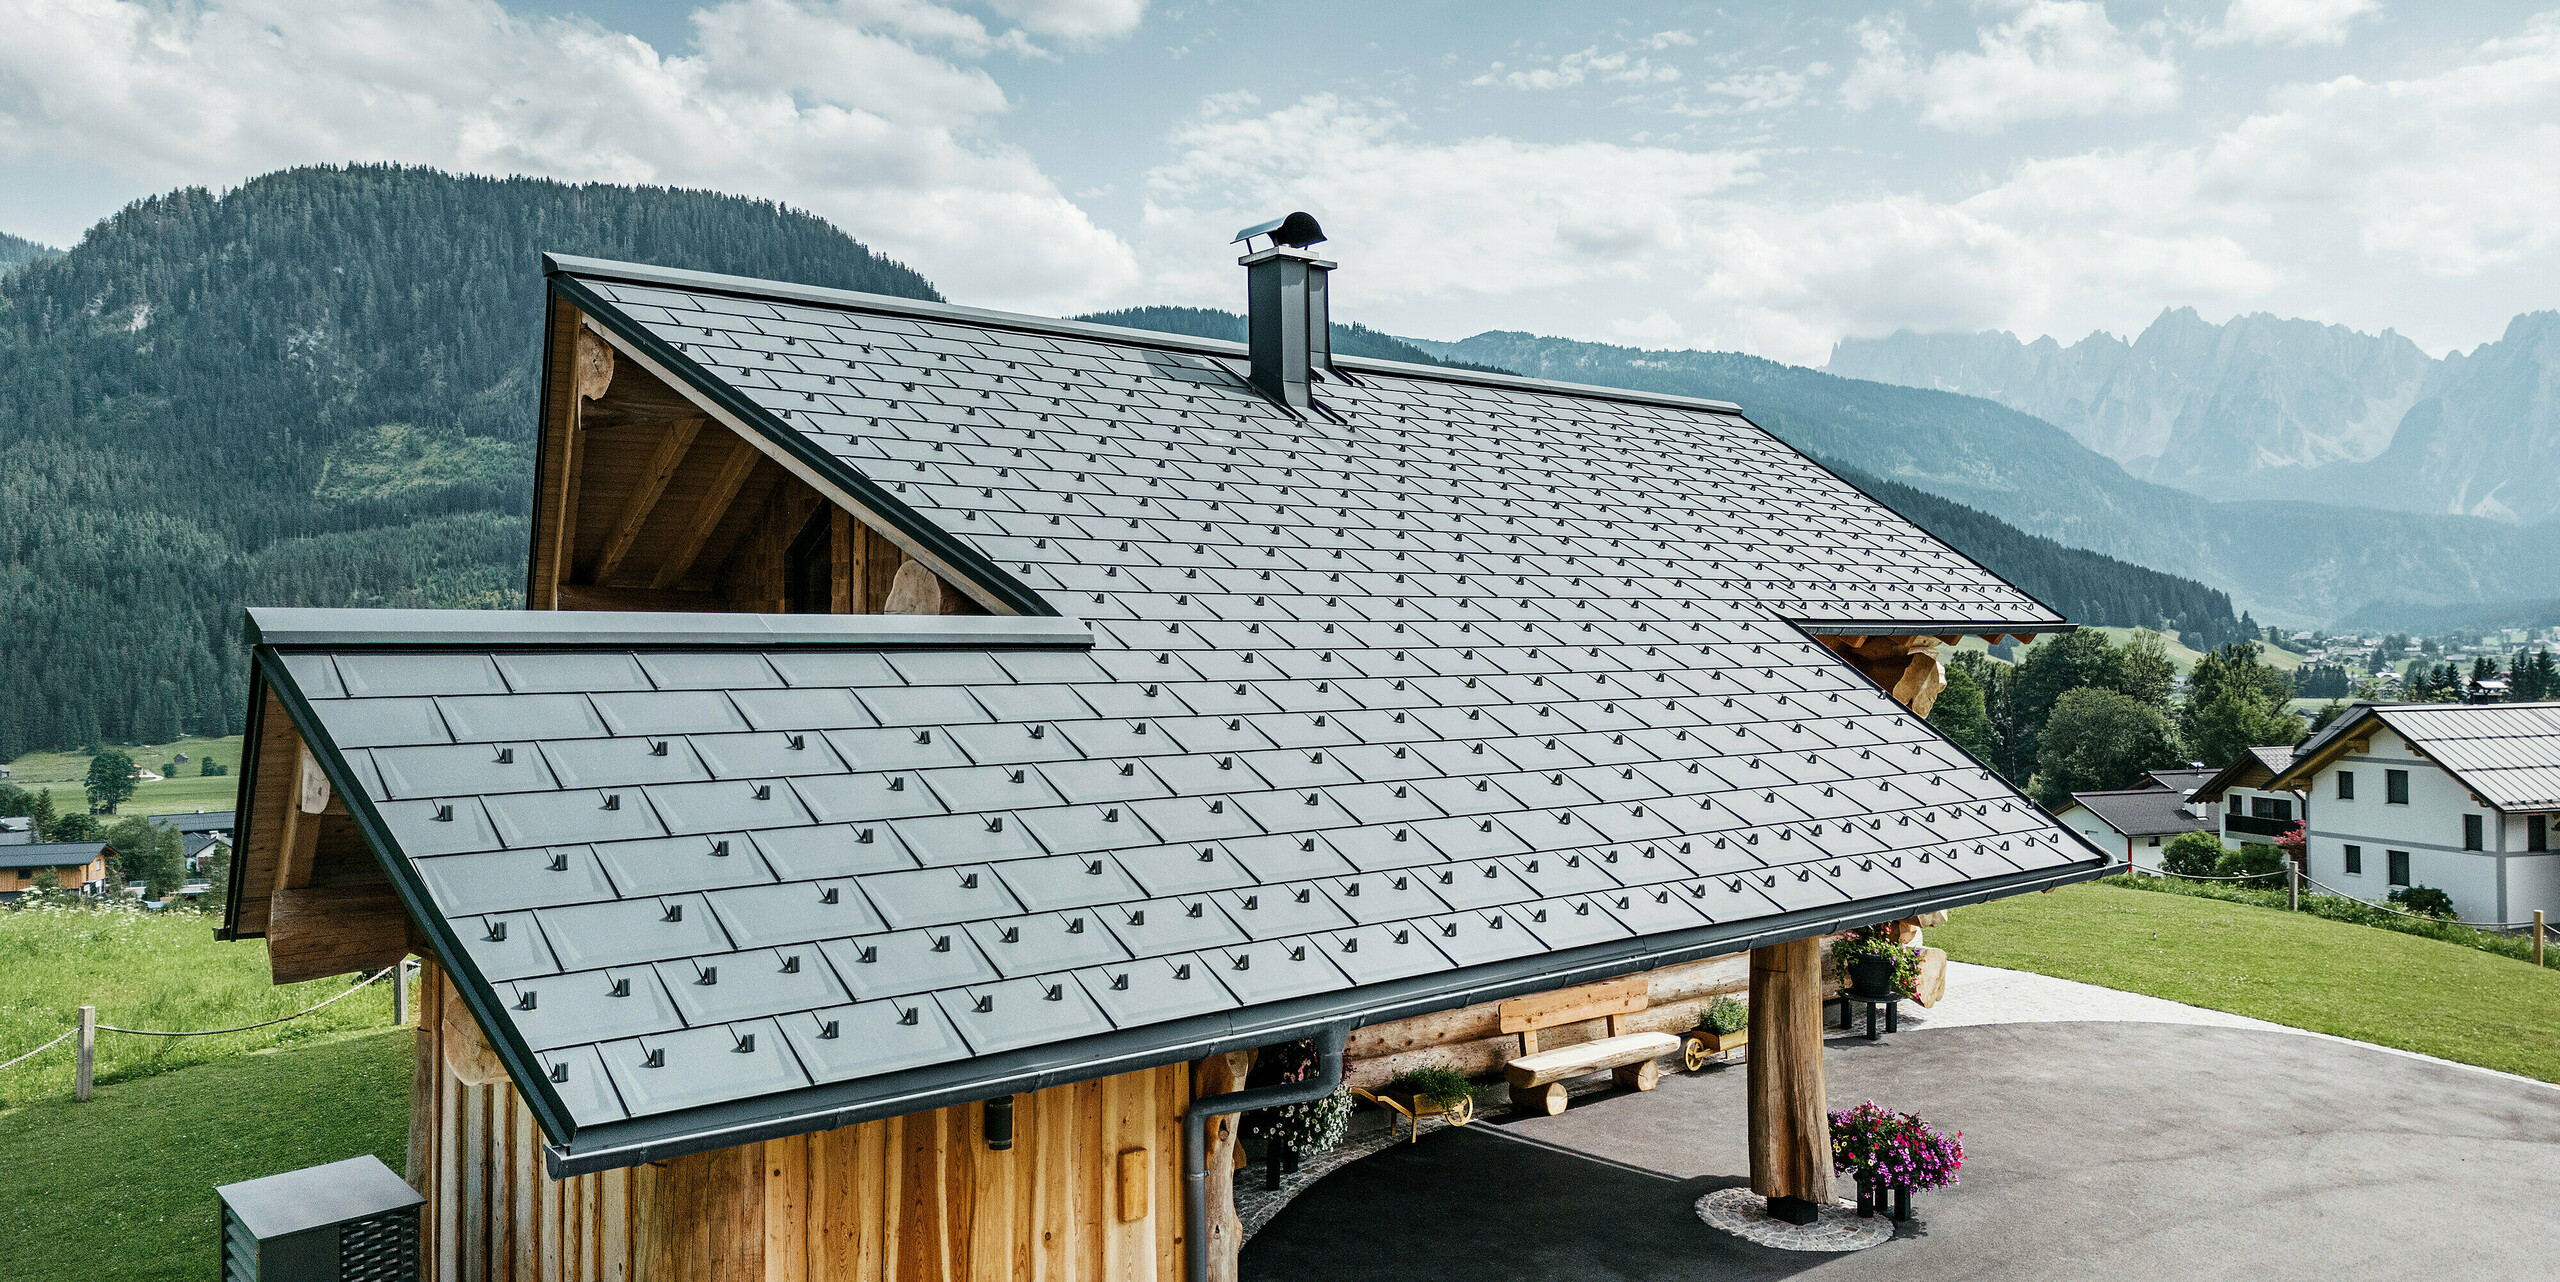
[
  {"x1": 0, "y1": 959, "x2": 415, "y2": 1102},
  {"x1": 95, "y1": 963, "x2": 398, "y2": 1037},
  {"x1": 2119, "y1": 859, "x2": 2554, "y2": 964}
]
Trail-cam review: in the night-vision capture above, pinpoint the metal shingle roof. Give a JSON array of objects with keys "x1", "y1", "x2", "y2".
[{"x1": 241, "y1": 260, "x2": 2108, "y2": 1172}]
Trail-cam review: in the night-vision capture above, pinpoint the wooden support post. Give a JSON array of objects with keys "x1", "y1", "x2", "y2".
[
  {"x1": 1191, "y1": 1050, "x2": 1256, "y2": 1282},
  {"x1": 394, "y1": 957, "x2": 411, "y2": 1027},
  {"x1": 75, "y1": 1004, "x2": 95, "y2": 1102},
  {"x1": 1746, "y1": 938, "x2": 1831, "y2": 1210},
  {"x1": 2536, "y1": 910, "x2": 2547, "y2": 968},
  {"x1": 2287, "y1": 859, "x2": 2300, "y2": 912}
]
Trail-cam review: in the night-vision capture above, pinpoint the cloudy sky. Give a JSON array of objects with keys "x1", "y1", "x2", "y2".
[{"x1": 3, "y1": 0, "x2": 2555, "y2": 363}]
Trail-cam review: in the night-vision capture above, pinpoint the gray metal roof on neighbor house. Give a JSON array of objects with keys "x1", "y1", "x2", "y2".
[
  {"x1": 238, "y1": 256, "x2": 2106, "y2": 1174},
  {"x1": 2065, "y1": 788, "x2": 2211, "y2": 838},
  {"x1": 2137, "y1": 768, "x2": 2218, "y2": 796},
  {"x1": 2277, "y1": 701, "x2": 2560, "y2": 811},
  {"x1": 165, "y1": 810, "x2": 236, "y2": 835},
  {"x1": 0, "y1": 842, "x2": 109, "y2": 870}
]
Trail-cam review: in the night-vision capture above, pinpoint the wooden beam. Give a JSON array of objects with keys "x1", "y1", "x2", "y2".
[
  {"x1": 268, "y1": 882, "x2": 411, "y2": 984},
  {"x1": 1746, "y1": 937, "x2": 1831, "y2": 1206},
  {"x1": 589, "y1": 417, "x2": 705, "y2": 585},
  {"x1": 830, "y1": 509, "x2": 854, "y2": 613},
  {"x1": 1496, "y1": 975, "x2": 1648, "y2": 1034},
  {"x1": 273, "y1": 743, "x2": 325, "y2": 894},
  {"x1": 441, "y1": 969, "x2": 510, "y2": 1086},
  {"x1": 653, "y1": 437, "x2": 762, "y2": 590}
]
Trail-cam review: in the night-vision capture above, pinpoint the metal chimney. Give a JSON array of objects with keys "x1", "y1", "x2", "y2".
[{"x1": 1233, "y1": 213, "x2": 1333, "y2": 409}]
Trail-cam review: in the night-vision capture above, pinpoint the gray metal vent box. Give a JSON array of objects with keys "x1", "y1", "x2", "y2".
[{"x1": 217, "y1": 1154, "x2": 422, "y2": 1281}]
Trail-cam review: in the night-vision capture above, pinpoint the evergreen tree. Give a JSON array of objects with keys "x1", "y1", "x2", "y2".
[{"x1": 1929, "y1": 662, "x2": 1998, "y2": 764}]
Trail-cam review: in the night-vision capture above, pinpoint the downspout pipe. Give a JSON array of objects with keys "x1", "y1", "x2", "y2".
[{"x1": 1181, "y1": 1024, "x2": 1348, "y2": 1282}]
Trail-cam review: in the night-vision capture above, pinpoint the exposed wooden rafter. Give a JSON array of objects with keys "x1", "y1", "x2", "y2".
[
  {"x1": 652, "y1": 437, "x2": 763, "y2": 590},
  {"x1": 588, "y1": 417, "x2": 705, "y2": 585}
]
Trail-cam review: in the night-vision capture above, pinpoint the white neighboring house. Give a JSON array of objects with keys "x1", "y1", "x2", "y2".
[
  {"x1": 2053, "y1": 785, "x2": 2215, "y2": 872},
  {"x1": 2267, "y1": 702, "x2": 2560, "y2": 926},
  {"x1": 2193, "y1": 745, "x2": 2305, "y2": 849}
]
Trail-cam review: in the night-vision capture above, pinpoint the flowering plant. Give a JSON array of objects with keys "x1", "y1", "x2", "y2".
[
  {"x1": 1829, "y1": 1101, "x2": 1963, "y2": 1192},
  {"x1": 1829, "y1": 926, "x2": 1922, "y2": 998}
]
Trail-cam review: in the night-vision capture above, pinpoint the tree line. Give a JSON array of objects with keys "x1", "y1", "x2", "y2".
[{"x1": 1929, "y1": 631, "x2": 2301, "y2": 808}]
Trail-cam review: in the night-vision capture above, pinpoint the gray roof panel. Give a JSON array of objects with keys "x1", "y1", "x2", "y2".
[{"x1": 245, "y1": 261, "x2": 2106, "y2": 1163}]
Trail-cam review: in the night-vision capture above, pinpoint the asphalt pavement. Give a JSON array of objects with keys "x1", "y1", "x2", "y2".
[{"x1": 1242, "y1": 1021, "x2": 2560, "y2": 1281}]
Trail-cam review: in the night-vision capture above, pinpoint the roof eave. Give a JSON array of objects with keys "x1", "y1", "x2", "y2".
[{"x1": 543, "y1": 846, "x2": 2109, "y2": 1177}]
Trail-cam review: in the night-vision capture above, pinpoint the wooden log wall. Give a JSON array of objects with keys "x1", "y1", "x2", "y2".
[
  {"x1": 414, "y1": 956, "x2": 1192, "y2": 1282},
  {"x1": 1341, "y1": 952, "x2": 1753, "y2": 1088}
]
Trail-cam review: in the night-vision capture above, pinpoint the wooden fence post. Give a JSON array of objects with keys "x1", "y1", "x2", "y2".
[
  {"x1": 2536, "y1": 910, "x2": 2546, "y2": 969},
  {"x1": 394, "y1": 958, "x2": 412, "y2": 1026},
  {"x1": 75, "y1": 1005, "x2": 95, "y2": 1102},
  {"x1": 2286, "y1": 860, "x2": 2300, "y2": 913}
]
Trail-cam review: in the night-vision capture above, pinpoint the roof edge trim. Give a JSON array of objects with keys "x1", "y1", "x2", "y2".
[
  {"x1": 540, "y1": 253, "x2": 1748, "y2": 418},
  {"x1": 545, "y1": 269, "x2": 1059, "y2": 621},
  {"x1": 542, "y1": 849, "x2": 2110, "y2": 1176},
  {"x1": 1793, "y1": 621, "x2": 2074, "y2": 638},
  {"x1": 243, "y1": 608, "x2": 1095, "y2": 651}
]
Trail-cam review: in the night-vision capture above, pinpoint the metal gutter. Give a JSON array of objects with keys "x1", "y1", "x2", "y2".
[
  {"x1": 543, "y1": 263, "x2": 1057, "y2": 621},
  {"x1": 538, "y1": 849, "x2": 2108, "y2": 1176},
  {"x1": 243, "y1": 607, "x2": 1094, "y2": 652},
  {"x1": 1181, "y1": 1026, "x2": 1346, "y2": 1282}
]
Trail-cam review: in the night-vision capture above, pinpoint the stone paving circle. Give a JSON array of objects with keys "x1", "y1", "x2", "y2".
[{"x1": 1693, "y1": 1186, "x2": 1896, "y2": 1251}]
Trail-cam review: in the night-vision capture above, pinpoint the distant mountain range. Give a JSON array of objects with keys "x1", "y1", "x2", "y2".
[
  {"x1": 1827, "y1": 308, "x2": 2560, "y2": 524},
  {"x1": 1404, "y1": 331, "x2": 2559, "y2": 629}
]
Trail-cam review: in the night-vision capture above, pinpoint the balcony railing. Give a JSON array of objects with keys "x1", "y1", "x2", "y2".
[{"x1": 2225, "y1": 813, "x2": 2296, "y2": 838}]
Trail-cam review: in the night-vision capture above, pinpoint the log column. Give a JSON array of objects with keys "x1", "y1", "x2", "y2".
[
  {"x1": 1820, "y1": 635, "x2": 1949, "y2": 716},
  {"x1": 1746, "y1": 936, "x2": 1831, "y2": 1221}
]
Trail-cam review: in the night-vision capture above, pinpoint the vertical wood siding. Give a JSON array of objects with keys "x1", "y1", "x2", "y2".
[{"x1": 418, "y1": 963, "x2": 1191, "y2": 1282}]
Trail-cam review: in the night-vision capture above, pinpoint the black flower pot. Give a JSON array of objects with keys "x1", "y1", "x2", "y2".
[{"x1": 1847, "y1": 954, "x2": 1898, "y2": 1000}]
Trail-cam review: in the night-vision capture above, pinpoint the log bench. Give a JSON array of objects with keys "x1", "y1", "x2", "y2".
[{"x1": 1500, "y1": 976, "x2": 1682, "y2": 1116}]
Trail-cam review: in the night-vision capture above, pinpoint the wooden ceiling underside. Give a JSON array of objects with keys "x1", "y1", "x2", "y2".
[{"x1": 565, "y1": 359, "x2": 792, "y2": 598}]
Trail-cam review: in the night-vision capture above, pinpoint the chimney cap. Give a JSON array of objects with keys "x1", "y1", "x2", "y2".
[{"x1": 1232, "y1": 212, "x2": 1326, "y2": 250}]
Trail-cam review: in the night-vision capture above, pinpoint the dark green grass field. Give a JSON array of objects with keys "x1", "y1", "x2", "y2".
[{"x1": 1933, "y1": 882, "x2": 2560, "y2": 1083}]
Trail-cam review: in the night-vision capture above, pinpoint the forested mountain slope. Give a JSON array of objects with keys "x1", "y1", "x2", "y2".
[
  {"x1": 1410, "y1": 331, "x2": 2560, "y2": 627},
  {"x1": 0, "y1": 165, "x2": 934, "y2": 757},
  {"x1": 0, "y1": 231, "x2": 57, "y2": 272}
]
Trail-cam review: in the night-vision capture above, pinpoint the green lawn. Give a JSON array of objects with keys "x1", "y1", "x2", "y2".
[
  {"x1": 7, "y1": 734, "x2": 244, "y2": 819},
  {"x1": 1934, "y1": 882, "x2": 2560, "y2": 1083},
  {"x1": 0, "y1": 1029, "x2": 412, "y2": 1282},
  {"x1": 0, "y1": 905, "x2": 407, "y2": 1107}
]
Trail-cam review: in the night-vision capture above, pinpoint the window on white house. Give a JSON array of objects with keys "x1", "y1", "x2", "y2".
[
  {"x1": 2463, "y1": 814, "x2": 2483, "y2": 851},
  {"x1": 2336, "y1": 771, "x2": 2355, "y2": 800},
  {"x1": 2147, "y1": 836, "x2": 2161, "y2": 846},
  {"x1": 2386, "y1": 770, "x2": 2409, "y2": 804},
  {"x1": 2388, "y1": 850, "x2": 2411, "y2": 886},
  {"x1": 2344, "y1": 845, "x2": 2363, "y2": 875},
  {"x1": 2227, "y1": 796, "x2": 2242, "y2": 816},
  {"x1": 2532, "y1": 816, "x2": 2549, "y2": 852}
]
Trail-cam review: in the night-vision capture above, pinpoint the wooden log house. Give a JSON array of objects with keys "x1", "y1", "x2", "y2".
[{"x1": 219, "y1": 219, "x2": 2108, "y2": 1280}]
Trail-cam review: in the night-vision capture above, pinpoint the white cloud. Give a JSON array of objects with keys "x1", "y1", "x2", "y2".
[
  {"x1": 2200, "y1": 0, "x2": 2379, "y2": 48},
  {"x1": 1134, "y1": 9, "x2": 2560, "y2": 365},
  {"x1": 1475, "y1": 44, "x2": 1683, "y2": 91},
  {"x1": 1842, "y1": 2, "x2": 2179, "y2": 133},
  {"x1": 0, "y1": 0, "x2": 1141, "y2": 311},
  {"x1": 1137, "y1": 93, "x2": 1759, "y2": 315},
  {"x1": 982, "y1": 0, "x2": 1148, "y2": 43}
]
